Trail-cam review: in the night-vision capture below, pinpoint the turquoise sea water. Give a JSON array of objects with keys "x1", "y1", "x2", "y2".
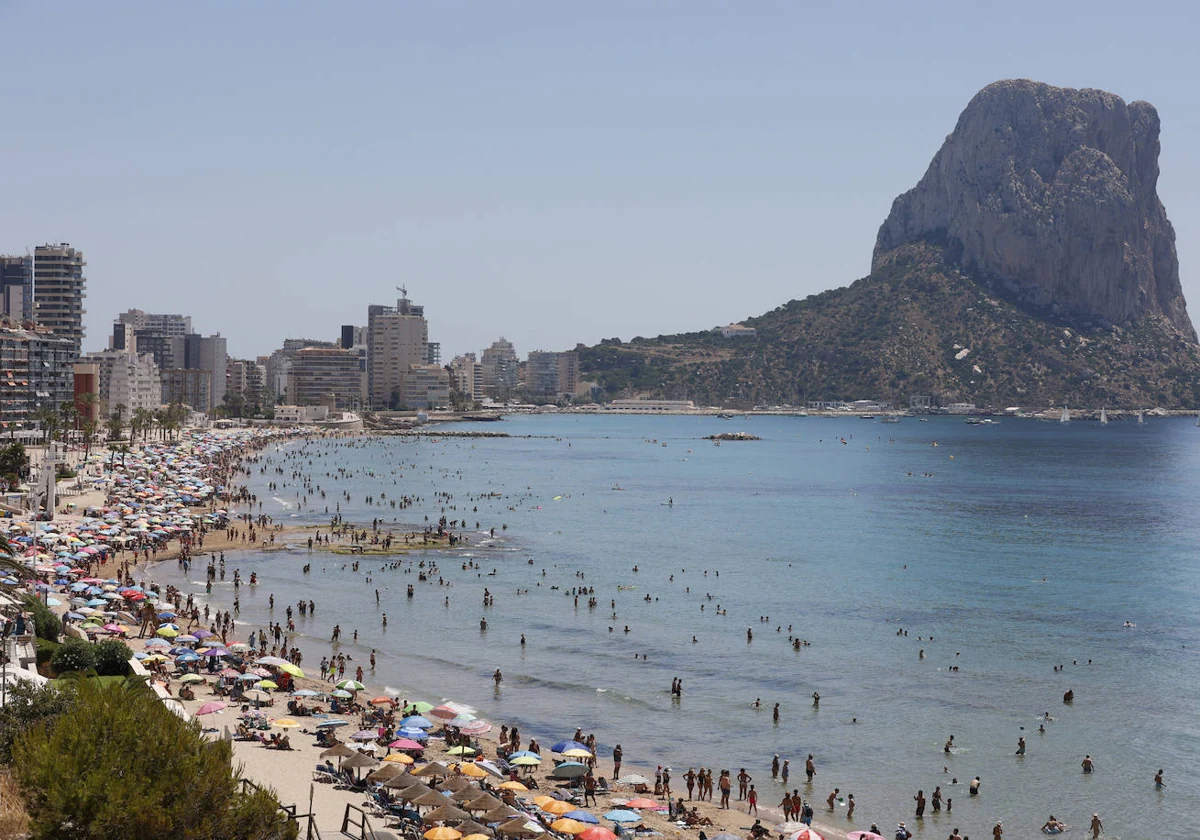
[{"x1": 150, "y1": 415, "x2": 1200, "y2": 839}]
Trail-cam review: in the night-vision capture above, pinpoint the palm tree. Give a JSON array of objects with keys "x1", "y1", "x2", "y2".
[{"x1": 34, "y1": 406, "x2": 59, "y2": 448}]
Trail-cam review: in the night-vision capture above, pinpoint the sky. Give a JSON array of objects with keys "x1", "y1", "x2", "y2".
[{"x1": 1, "y1": 1, "x2": 1198, "y2": 361}]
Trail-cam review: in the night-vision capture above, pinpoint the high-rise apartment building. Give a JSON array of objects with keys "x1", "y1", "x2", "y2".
[
  {"x1": 450, "y1": 353, "x2": 482, "y2": 401},
  {"x1": 480, "y1": 337, "x2": 519, "y2": 397},
  {"x1": 287, "y1": 346, "x2": 365, "y2": 408},
  {"x1": 526, "y1": 350, "x2": 579, "y2": 398},
  {"x1": 367, "y1": 293, "x2": 429, "y2": 409},
  {"x1": 0, "y1": 255, "x2": 33, "y2": 323},
  {"x1": 33, "y1": 243, "x2": 86, "y2": 356},
  {"x1": 0, "y1": 326, "x2": 76, "y2": 427},
  {"x1": 84, "y1": 349, "x2": 162, "y2": 415}
]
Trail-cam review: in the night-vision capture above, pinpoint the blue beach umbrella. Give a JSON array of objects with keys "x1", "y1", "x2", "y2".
[
  {"x1": 550, "y1": 740, "x2": 590, "y2": 754},
  {"x1": 551, "y1": 762, "x2": 589, "y2": 779},
  {"x1": 397, "y1": 728, "x2": 429, "y2": 741},
  {"x1": 399, "y1": 715, "x2": 432, "y2": 729},
  {"x1": 564, "y1": 812, "x2": 599, "y2": 824}
]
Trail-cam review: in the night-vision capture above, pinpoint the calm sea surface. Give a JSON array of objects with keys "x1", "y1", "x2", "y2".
[{"x1": 150, "y1": 415, "x2": 1200, "y2": 839}]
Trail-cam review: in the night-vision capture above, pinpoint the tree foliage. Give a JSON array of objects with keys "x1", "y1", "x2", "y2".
[
  {"x1": 93, "y1": 640, "x2": 131, "y2": 677},
  {"x1": 13, "y1": 680, "x2": 297, "y2": 840},
  {"x1": 21, "y1": 596, "x2": 60, "y2": 644},
  {"x1": 49, "y1": 639, "x2": 97, "y2": 675},
  {"x1": 0, "y1": 680, "x2": 75, "y2": 764}
]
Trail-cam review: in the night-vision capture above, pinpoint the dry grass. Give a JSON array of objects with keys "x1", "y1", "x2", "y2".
[{"x1": 0, "y1": 770, "x2": 30, "y2": 839}]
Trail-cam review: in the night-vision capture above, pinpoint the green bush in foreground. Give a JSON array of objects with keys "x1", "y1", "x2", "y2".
[
  {"x1": 0, "y1": 680, "x2": 75, "y2": 764},
  {"x1": 22, "y1": 596, "x2": 60, "y2": 643},
  {"x1": 48, "y1": 638, "x2": 97, "y2": 675},
  {"x1": 13, "y1": 679, "x2": 297, "y2": 840},
  {"x1": 93, "y1": 639, "x2": 131, "y2": 677}
]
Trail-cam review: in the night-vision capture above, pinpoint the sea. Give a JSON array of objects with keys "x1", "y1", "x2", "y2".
[{"x1": 148, "y1": 414, "x2": 1200, "y2": 839}]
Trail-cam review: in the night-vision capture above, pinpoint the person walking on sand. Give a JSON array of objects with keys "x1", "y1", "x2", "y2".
[
  {"x1": 612, "y1": 744, "x2": 622, "y2": 779},
  {"x1": 1090, "y1": 813, "x2": 1103, "y2": 838}
]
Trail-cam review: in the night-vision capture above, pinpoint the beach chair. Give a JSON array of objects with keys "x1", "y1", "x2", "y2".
[{"x1": 313, "y1": 765, "x2": 339, "y2": 783}]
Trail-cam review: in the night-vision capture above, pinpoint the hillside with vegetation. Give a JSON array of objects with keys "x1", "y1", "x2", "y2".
[{"x1": 576, "y1": 243, "x2": 1200, "y2": 409}]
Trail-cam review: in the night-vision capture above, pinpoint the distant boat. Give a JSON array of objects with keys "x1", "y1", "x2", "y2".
[
  {"x1": 1060, "y1": 406, "x2": 1070, "y2": 424},
  {"x1": 1099, "y1": 407, "x2": 1107, "y2": 425},
  {"x1": 1138, "y1": 410, "x2": 1145, "y2": 425}
]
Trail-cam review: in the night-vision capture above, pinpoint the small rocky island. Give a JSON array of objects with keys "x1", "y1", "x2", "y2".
[{"x1": 704, "y1": 431, "x2": 761, "y2": 441}]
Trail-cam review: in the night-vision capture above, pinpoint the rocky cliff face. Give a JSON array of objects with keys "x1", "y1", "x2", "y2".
[{"x1": 874, "y1": 79, "x2": 1195, "y2": 341}]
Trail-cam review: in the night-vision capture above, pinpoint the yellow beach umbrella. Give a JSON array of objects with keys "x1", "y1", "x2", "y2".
[
  {"x1": 156, "y1": 627, "x2": 179, "y2": 637},
  {"x1": 456, "y1": 762, "x2": 488, "y2": 779},
  {"x1": 498, "y1": 781, "x2": 528, "y2": 792},
  {"x1": 258, "y1": 680, "x2": 279, "y2": 690},
  {"x1": 424, "y1": 829, "x2": 462, "y2": 840},
  {"x1": 385, "y1": 753, "x2": 415, "y2": 764},
  {"x1": 551, "y1": 819, "x2": 589, "y2": 835},
  {"x1": 275, "y1": 662, "x2": 304, "y2": 678},
  {"x1": 462, "y1": 834, "x2": 491, "y2": 840},
  {"x1": 542, "y1": 801, "x2": 575, "y2": 816},
  {"x1": 560, "y1": 748, "x2": 593, "y2": 759},
  {"x1": 532, "y1": 796, "x2": 555, "y2": 809},
  {"x1": 273, "y1": 718, "x2": 301, "y2": 728}
]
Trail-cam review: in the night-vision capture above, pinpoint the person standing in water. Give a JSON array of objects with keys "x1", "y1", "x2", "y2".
[{"x1": 1089, "y1": 813, "x2": 1103, "y2": 839}]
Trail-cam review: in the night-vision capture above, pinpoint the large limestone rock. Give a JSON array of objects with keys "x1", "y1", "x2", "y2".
[{"x1": 874, "y1": 79, "x2": 1195, "y2": 340}]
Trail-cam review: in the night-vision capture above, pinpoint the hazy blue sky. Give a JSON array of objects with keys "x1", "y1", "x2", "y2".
[{"x1": 2, "y1": 1, "x2": 1198, "y2": 360}]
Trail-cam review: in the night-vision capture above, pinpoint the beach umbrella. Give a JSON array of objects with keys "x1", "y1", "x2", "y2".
[
  {"x1": 273, "y1": 718, "x2": 302, "y2": 728},
  {"x1": 455, "y1": 762, "x2": 488, "y2": 779},
  {"x1": 236, "y1": 673, "x2": 262, "y2": 682},
  {"x1": 201, "y1": 648, "x2": 229, "y2": 657},
  {"x1": 464, "y1": 795, "x2": 502, "y2": 812},
  {"x1": 440, "y1": 777, "x2": 474, "y2": 793},
  {"x1": 413, "y1": 761, "x2": 450, "y2": 778},
  {"x1": 845, "y1": 834, "x2": 884, "y2": 840},
  {"x1": 196, "y1": 702, "x2": 227, "y2": 716},
  {"x1": 550, "y1": 820, "x2": 589, "y2": 835},
  {"x1": 424, "y1": 828, "x2": 463, "y2": 840},
  {"x1": 331, "y1": 690, "x2": 354, "y2": 699},
  {"x1": 509, "y1": 756, "x2": 541, "y2": 767},
  {"x1": 496, "y1": 818, "x2": 544, "y2": 837},
  {"x1": 243, "y1": 689, "x2": 271, "y2": 703},
  {"x1": 603, "y1": 811, "x2": 640, "y2": 823},
  {"x1": 615, "y1": 775, "x2": 650, "y2": 786},
  {"x1": 381, "y1": 774, "x2": 422, "y2": 790},
  {"x1": 397, "y1": 784, "x2": 436, "y2": 801},
  {"x1": 423, "y1": 804, "x2": 471, "y2": 823},
  {"x1": 292, "y1": 689, "x2": 322, "y2": 697},
  {"x1": 350, "y1": 730, "x2": 378, "y2": 741},
  {"x1": 498, "y1": 781, "x2": 529, "y2": 792},
  {"x1": 370, "y1": 696, "x2": 397, "y2": 706},
  {"x1": 341, "y1": 752, "x2": 379, "y2": 771},
  {"x1": 788, "y1": 832, "x2": 826, "y2": 840},
  {"x1": 624, "y1": 799, "x2": 660, "y2": 810},
  {"x1": 564, "y1": 812, "x2": 599, "y2": 825},
  {"x1": 398, "y1": 728, "x2": 430, "y2": 741},
  {"x1": 460, "y1": 720, "x2": 492, "y2": 736},
  {"x1": 446, "y1": 746, "x2": 476, "y2": 756},
  {"x1": 401, "y1": 715, "x2": 433, "y2": 729},
  {"x1": 256, "y1": 656, "x2": 290, "y2": 666},
  {"x1": 412, "y1": 790, "x2": 453, "y2": 807},
  {"x1": 429, "y1": 704, "x2": 461, "y2": 720},
  {"x1": 407, "y1": 701, "x2": 435, "y2": 714},
  {"x1": 461, "y1": 833, "x2": 491, "y2": 840},
  {"x1": 542, "y1": 801, "x2": 575, "y2": 816},
  {"x1": 367, "y1": 764, "x2": 406, "y2": 783},
  {"x1": 335, "y1": 679, "x2": 365, "y2": 691},
  {"x1": 560, "y1": 748, "x2": 593, "y2": 759},
  {"x1": 389, "y1": 738, "x2": 426, "y2": 751},
  {"x1": 481, "y1": 807, "x2": 519, "y2": 823},
  {"x1": 578, "y1": 828, "x2": 616, "y2": 840},
  {"x1": 384, "y1": 753, "x2": 415, "y2": 765},
  {"x1": 316, "y1": 720, "x2": 349, "y2": 729},
  {"x1": 178, "y1": 674, "x2": 205, "y2": 685},
  {"x1": 275, "y1": 662, "x2": 304, "y2": 677},
  {"x1": 532, "y1": 796, "x2": 556, "y2": 809},
  {"x1": 321, "y1": 743, "x2": 358, "y2": 759},
  {"x1": 550, "y1": 762, "x2": 588, "y2": 779},
  {"x1": 550, "y1": 740, "x2": 590, "y2": 754}
]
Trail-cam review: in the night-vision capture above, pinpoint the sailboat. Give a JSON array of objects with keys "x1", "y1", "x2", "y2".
[
  {"x1": 1060, "y1": 406, "x2": 1070, "y2": 424},
  {"x1": 1099, "y1": 407, "x2": 1107, "y2": 425}
]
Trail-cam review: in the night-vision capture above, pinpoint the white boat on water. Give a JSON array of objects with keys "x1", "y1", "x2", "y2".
[
  {"x1": 1060, "y1": 406, "x2": 1070, "y2": 424},
  {"x1": 1099, "y1": 407, "x2": 1108, "y2": 425}
]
